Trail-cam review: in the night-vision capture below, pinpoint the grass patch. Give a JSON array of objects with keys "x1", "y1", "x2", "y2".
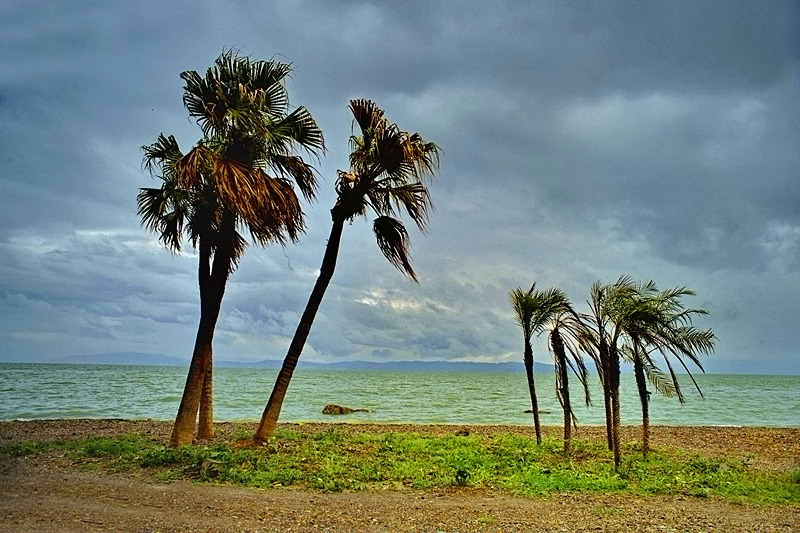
[{"x1": 1, "y1": 429, "x2": 797, "y2": 504}]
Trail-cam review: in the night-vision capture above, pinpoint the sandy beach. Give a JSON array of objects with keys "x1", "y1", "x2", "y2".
[{"x1": 1, "y1": 419, "x2": 797, "y2": 532}]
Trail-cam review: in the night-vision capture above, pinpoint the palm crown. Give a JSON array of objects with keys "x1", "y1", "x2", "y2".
[
  {"x1": 334, "y1": 99, "x2": 440, "y2": 281},
  {"x1": 138, "y1": 51, "x2": 324, "y2": 263}
]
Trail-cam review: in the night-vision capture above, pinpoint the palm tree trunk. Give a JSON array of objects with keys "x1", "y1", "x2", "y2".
[
  {"x1": 197, "y1": 358, "x2": 214, "y2": 440},
  {"x1": 253, "y1": 215, "x2": 346, "y2": 444},
  {"x1": 599, "y1": 340, "x2": 614, "y2": 451},
  {"x1": 523, "y1": 341, "x2": 542, "y2": 445},
  {"x1": 609, "y1": 349, "x2": 622, "y2": 469},
  {"x1": 169, "y1": 213, "x2": 234, "y2": 447},
  {"x1": 633, "y1": 356, "x2": 650, "y2": 457},
  {"x1": 169, "y1": 307, "x2": 217, "y2": 447},
  {"x1": 551, "y1": 330, "x2": 571, "y2": 454}
]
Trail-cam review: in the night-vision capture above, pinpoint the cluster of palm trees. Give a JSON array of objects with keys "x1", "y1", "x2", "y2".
[
  {"x1": 139, "y1": 52, "x2": 440, "y2": 447},
  {"x1": 141, "y1": 53, "x2": 715, "y2": 465},
  {"x1": 510, "y1": 277, "x2": 715, "y2": 467}
]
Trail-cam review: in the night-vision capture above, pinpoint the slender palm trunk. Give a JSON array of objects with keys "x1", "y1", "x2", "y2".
[
  {"x1": 609, "y1": 347, "x2": 622, "y2": 469},
  {"x1": 551, "y1": 330, "x2": 571, "y2": 454},
  {"x1": 523, "y1": 341, "x2": 542, "y2": 445},
  {"x1": 169, "y1": 213, "x2": 234, "y2": 447},
  {"x1": 599, "y1": 340, "x2": 614, "y2": 451},
  {"x1": 253, "y1": 215, "x2": 346, "y2": 444},
  {"x1": 633, "y1": 355, "x2": 650, "y2": 457}
]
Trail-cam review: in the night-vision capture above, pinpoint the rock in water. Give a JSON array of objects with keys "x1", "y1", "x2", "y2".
[
  {"x1": 322, "y1": 404, "x2": 353, "y2": 415},
  {"x1": 322, "y1": 404, "x2": 373, "y2": 415}
]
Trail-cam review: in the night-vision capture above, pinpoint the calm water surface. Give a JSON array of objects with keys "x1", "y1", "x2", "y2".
[{"x1": 0, "y1": 363, "x2": 797, "y2": 427}]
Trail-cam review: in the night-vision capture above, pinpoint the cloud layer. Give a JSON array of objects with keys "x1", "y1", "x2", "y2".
[{"x1": 1, "y1": 0, "x2": 798, "y2": 374}]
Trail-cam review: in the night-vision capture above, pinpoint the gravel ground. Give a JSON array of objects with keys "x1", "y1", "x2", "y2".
[{"x1": 1, "y1": 419, "x2": 797, "y2": 532}]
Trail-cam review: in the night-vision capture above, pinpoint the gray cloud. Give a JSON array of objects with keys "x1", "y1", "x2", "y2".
[{"x1": 1, "y1": 0, "x2": 797, "y2": 374}]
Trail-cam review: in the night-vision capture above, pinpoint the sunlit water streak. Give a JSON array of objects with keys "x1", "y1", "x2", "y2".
[{"x1": 0, "y1": 364, "x2": 797, "y2": 427}]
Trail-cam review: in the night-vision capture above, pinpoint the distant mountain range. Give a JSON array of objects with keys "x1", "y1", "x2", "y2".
[{"x1": 43, "y1": 352, "x2": 555, "y2": 373}]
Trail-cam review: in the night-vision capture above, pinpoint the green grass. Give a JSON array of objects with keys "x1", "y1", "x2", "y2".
[{"x1": 1, "y1": 429, "x2": 797, "y2": 505}]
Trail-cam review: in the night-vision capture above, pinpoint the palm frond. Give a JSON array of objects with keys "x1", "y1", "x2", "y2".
[
  {"x1": 508, "y1": 285, "x2": 537, "y2": 338},
  {"x1": 268, "y1": 154, "x2": 318, "y2": 202},
  {"x1": 373, "y1": 216, "x2": 417, "y2": 282},
  {"x1": 142, "y1": 134, "x2": 184, "y2": 178},
  {"x1": 639, "y1": 352, "x2": 677, "y2": 397},
  {"x1": 136, "y1": 186, "x2": 189, "y2": 251},
  {"x1": 268, "y1": 106, "x2": 325, "y2": 154},
  {"x1": 368, "y1": 182, "x2": 432, "y2": 231},
  {"x1": 175, "y1": 144, "x2": 215, "y2": 191},
  {"x1": 349, "y1": 99, "x2": 384, "y2": 138}
]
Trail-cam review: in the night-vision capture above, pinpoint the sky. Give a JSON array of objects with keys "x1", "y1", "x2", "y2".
[{"x1": 1, "y1": 1, "x2": 798, "y2": 374}]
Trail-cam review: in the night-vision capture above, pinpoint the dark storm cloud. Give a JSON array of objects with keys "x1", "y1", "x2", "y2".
[{"x1": 0, "y1": 0, "x2": 797, "y2": 374}]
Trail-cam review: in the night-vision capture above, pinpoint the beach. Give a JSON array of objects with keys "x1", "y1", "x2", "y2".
[{"x1": 1, "y1": 420, "x2": 797, "y2": 532}]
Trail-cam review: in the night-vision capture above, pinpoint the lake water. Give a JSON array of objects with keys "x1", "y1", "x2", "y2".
[{"x1": 0, "y1": 363, "x2": 797, "y2": 427}]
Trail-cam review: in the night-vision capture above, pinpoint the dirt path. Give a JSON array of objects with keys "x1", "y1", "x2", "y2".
[{"x1": 1, "y1": 420, "x2": 797, "y2": 532}]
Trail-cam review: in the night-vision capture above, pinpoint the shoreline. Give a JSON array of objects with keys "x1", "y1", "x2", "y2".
[{"x1": 4, "y1": 416, "x2": 796, "y2": 428}]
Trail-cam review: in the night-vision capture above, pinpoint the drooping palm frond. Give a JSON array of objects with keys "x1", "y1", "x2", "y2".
[
  {"x1": 136, "y1": 185, "x2": 191, "y2": 252},
  {"x1": 373, "y1": 216, "x2": 417, "y2": 282},
  {"x1": 268, "y1": 154, "x2": 318, "y2": 201},
  {"x1": 621, "y1": 344, "x2": 677, "y2": 397},
  {"x1": 173, "y1": 143, "x2": 214, "y2": 192}
]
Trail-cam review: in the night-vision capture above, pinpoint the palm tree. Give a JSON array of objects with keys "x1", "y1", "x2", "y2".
[
  {"x1": 583, "y1": 276, "x2": 645, "y2": 468},
  {"x1": 252, "y1": 99, "x2": 440, "y2": 444},
  {"x1": 509, "y1": 285, "x2": 545, "y2": 444},
  {"x1": 620, "y1": 286, "x2": 715, "y2": 456},
  {"x1": 585, "y1": 278, "x2": 715, "y2": 466},
  {"x1": 536, "y1": 288, "x2": 591, "y2": 454},
  {"x1": 585, "y1": 280, "x2": 620, "y2": 454},
  {"x1": 139, "y1": 51, "x2": 324, "y2": 447}
]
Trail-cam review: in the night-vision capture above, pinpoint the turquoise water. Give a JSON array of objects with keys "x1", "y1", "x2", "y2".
[{"x1": 0, "y1": 363, "x2": 797, "y2": 427}]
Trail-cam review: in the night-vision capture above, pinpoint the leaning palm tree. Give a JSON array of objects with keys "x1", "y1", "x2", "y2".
[
  {"x1": 252, "y1": 99, "x2": 440, "y2": 444},
  {"x1": 536, "y1": 288, "x2": 591, "y2": 454},
  {"x1": 620, "y1": 286, "x2": 715, "y2": 456},
  {"x1": 139, "y1": 51, "x2": 324, "y2": 447}
]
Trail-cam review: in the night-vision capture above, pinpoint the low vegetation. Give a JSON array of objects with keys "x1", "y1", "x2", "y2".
[{"x1": 3, "y1": 428, "x2": 796, "y2": 505}]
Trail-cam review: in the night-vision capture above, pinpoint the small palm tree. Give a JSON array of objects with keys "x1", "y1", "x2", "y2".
[
  {"x1": 252, "y1": 99, "x2": 440, "y2": 444},
  {"x1": 139, "y1": 51, "x2": 323, "y2": 447},
  {"x1": 509, "y1": 285, "x2": 545, "y2": 444},
  {"x1": 537, "y1": 288, "x2": 591, "y2": 454},
  {"x1": 585, "y1": 277, "x2": 715, "y2": 466},
  {"x1": 621, "y1": 286, "x2": 715, "y2": 456}
]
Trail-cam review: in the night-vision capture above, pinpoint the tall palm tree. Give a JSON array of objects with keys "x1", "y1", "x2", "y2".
[
  {"x1": 252, "y1": 99, "x2": 440, "y2": 444},
  {"x1": 139, "y1": 51, "x2": 324, "y2": 447},
  {"x1": 585, "y1": 279, "x2": 621, "y2": 455},
  {"x1": 509, "y1": 285, "x2": 545, "y2": 444},
  {"x1": 583, "y1": 276, "x2": 645, "y2": 468}
]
